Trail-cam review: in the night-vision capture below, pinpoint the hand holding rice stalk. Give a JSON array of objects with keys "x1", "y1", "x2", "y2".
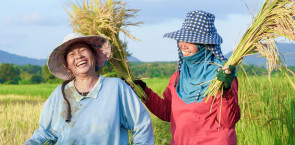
[
  {"x1": 65, "y1": 0, "x2": 147, "y2": 100},
  {"x1": 206, "y1": 0, "x2": 295, "y2": 102}
]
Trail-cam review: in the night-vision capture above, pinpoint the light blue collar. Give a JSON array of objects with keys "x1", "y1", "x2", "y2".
[{"x1": 65, "y1": 75, "x2": 105, "y2": 102}]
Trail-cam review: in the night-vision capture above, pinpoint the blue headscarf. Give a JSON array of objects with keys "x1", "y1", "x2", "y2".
[{"x1": 176, "y1": 44, "x2": 223, "y2": 103}]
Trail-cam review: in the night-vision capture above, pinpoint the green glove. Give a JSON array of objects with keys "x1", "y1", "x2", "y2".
[{"x1": 217, "y1": 65, "x2": 236, "y2": 90}]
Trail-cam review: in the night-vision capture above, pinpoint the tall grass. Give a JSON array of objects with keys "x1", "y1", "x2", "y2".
[
  {"x1": 0, "y1": 84, "x2": 58, "y2": 100},
  {"x1": 236, "y1": 74, "x2": 295, "y2": 144},
  {"x1": 0, "y1": 76, "x2": 294, "y2": 144}
]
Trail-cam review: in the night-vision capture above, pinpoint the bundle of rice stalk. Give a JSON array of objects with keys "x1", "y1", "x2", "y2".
[
  {"x1": 205, "y1": 0, "x2": 295, "y2": 103},
  {"x1": 65, "y1": 0, "x2": 146, "y2": 100}
]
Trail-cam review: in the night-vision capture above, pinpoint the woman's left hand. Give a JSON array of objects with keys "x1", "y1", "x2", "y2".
[{"x1": 217, "y1": 65, "x2": 236, "y2": 90}]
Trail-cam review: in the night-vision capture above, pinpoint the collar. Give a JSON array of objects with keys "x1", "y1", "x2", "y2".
[{"x1": 64, "y1": 75, "x2": 105, "y2": 102}]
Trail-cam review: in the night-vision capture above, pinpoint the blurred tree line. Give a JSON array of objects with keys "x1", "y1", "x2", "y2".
[
  {"x1": 100, "y1": 62, "x2": 178, "y2": 78},
  {"x1": 0, "y1": 62, "x2": 294, "y2": 84}
]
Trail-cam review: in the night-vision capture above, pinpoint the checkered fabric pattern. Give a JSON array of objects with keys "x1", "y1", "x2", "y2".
[
  {"x1": 177, "y1": 48, "x2": 184, "y2": 73},
  {"x1": 206, "y1": 44, "x2": 227, "y2": 61},
  {"x1": 164, "y1": 10, "x2": 228, "y2": 73},
  {"x1": 164, "y1": 10, "x2": 223, "y2": 44}
]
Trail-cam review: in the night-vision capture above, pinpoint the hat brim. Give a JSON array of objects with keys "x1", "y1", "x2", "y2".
[
  {"x1": 47, "y1": 35, "x2": 111, "y2": 80},
  {"x1": 163, "y1": 29, "x2": 223, "y2": 45}
]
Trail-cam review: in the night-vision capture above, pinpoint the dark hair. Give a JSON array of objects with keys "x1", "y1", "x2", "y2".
[{"x1": 61, "y1": 79, "x2": 73, "y2": 122}]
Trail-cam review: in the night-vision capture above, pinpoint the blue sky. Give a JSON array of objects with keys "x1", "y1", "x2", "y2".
[{"x1": 0, "y1": 0, "x2": 263, "y2": 62}]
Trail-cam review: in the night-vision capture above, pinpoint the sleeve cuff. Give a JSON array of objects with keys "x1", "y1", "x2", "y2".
[
  {"x1": 144, "y1": 87, "x2": 152, "y2": 97},
  {"x1": 222, "y1": 88, "x2": 234, "y2": 101}
]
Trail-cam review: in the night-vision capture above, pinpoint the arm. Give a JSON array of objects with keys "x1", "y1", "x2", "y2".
[
  {"x1": 24, "y1": 88, "x2": 59, "y2": 145},
  {"x1": 216, "y1": 78, "x2": 241, "y2": 128},
  {"x1": 128, "y1": 72, "x2": 176, "y2": 122},
  {"x1": 144, "y1": 86, "x2": 172, "y2": 122},
  {"x1": 143, "y1": 71, "x2": 177, "y2": 122},
  {"x1": 119, "y1": 80, "x2": 154, "y2": 145}
]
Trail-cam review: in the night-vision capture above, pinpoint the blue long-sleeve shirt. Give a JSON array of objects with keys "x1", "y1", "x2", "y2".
[{"x1": 24, "y1": 75, "x2": 154, "y2": 145}]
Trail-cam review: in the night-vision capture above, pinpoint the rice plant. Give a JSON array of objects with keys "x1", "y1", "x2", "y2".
[
  {"x1": 264, "y1": 99, "x2": 295, "y2": 144},
  {"x1": 206, "y1": 0, "x2": 295, "y2": 100},
  {"x1": 65, "y1": 0, "x2": 146, "y2": 100}
]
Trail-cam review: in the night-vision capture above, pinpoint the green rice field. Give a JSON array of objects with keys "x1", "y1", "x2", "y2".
[{"x1": 0, "y1": 76, "x2": 294, "y2": 144}]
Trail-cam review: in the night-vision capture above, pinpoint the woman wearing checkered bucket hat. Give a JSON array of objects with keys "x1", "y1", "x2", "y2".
[
  {"x1": 24, "y1": 33, "x2": 154, "y2": 145},
  {"x1": 133, "y1": 10, "x2": 240, "y2": 145}
]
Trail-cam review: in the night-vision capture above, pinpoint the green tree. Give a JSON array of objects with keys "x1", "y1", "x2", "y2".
[
  {"x1": 42, "y1": 65, "x2": 56, "y2": 81},
  {"x1": 19, "y1": 64, "x2": 42, "y2": 74},
  {"x1": 0, "y1": 63, "x2": 20, "y2": 84},
  {"x1": 42, "y1": 65, "x2": 63, "y2": 83},
  {"x1": 30, "y1": 74, "x2": 44, "y2": 84}
]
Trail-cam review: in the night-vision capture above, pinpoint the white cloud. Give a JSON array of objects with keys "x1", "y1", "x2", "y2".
[
  {"x1": 21, "y1": 13, "x2": 43, "y2": 24},
  {"x1": 125, "y1": 13, "x2": 251, "y2": 62},
  {"x1": 5, "y1": 16, "x2": 13, "y2": 23},
  {"x1": 126, "y1": 0, "x2": 264, "y2": 25},
  {"x1": 4, "y1": 13, "x2": 66, "y2": 27},
  {"x1": 0, "y1": 0, "x2": 262, "y2": 61}
]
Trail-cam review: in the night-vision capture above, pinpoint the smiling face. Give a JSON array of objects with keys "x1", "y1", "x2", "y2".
[
  {"x1": 65, "y1": 42, "x2": 97, "y2": 77},
  {"x1": 178, "y1": 41, "x2": 198, "y2": 57}
]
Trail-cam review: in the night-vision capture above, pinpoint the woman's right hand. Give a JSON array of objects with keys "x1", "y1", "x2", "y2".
[
  {"x1": 133, "y1": 79, "x2": 146, "y2": 90},
  {"x1": 217, "y1": 65, "x2": 236, "y2": 90},
  {"x1": 121, "y1": 78, "x2": 146, "y2": 90}
]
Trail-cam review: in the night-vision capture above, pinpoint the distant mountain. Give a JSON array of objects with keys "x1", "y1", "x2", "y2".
[
  {"x1": 0, "y1": 50, "x2": 47, "y2": 66},
  {"x1": 225, "y1": 43, "x2": 295, "y2": 66},
  {"x1": 0, "y1": 50, "x2": 141, "y2": 66},
  {"x1": 128, "y1": 56, "x2": 141, "y2": 62}
]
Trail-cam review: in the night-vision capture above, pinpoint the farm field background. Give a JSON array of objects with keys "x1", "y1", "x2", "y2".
[{"x1": 0, "y1": 75, "x2": 294, "y2": 145}]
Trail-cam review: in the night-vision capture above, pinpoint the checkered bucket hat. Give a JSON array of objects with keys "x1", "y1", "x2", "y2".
[{"x1": 164, "y1": 10, "x2": 227, "y2": 61}]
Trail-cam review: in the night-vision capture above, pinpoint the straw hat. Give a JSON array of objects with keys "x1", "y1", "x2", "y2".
[{"x1": 47, "y1": 33, "x2": 111, "y2": 80}]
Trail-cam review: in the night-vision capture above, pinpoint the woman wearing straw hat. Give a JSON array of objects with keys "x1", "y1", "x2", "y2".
[
  {"x1": 24, "y1": 33, "x2": 154, "y2": 145},
  {"x1": 134, "y1": 10, "x2": 240, "y2": 145}
]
